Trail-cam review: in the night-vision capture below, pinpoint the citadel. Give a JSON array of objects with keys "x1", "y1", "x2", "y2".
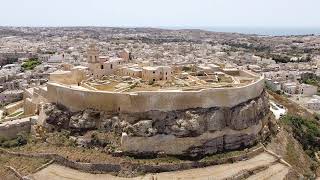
[
  {"x1": 16, "y1": 43, "x2": 270, "y2": 156},
  {"x1": 3, "y1": 26, "x2": 319, "y2": 178}
]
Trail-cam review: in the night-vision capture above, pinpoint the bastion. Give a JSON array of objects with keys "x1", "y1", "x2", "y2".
[
  {"x1": 25, "y1": 66, "x2": 269, "y2": 156},
  {"x1": 23, "y1": 44, "x2": 270, "y2": 156}
]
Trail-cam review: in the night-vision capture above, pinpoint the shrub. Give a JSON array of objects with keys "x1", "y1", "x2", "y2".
[
  {"x1": 281, "y1": 114, "x2": 320, "y2": 155},
  {"x1": 182, "y1": 66, "x2": 191, "y2": 72},
  {"x1": 21, "y1": 58, "x2": 41, "y2": 70},
  {"x1": 90, "y1": 132, "x2": 109, "y2": 148},
  {"x1": 0, "y1": 133, "x2": 28, "y2": 148}
]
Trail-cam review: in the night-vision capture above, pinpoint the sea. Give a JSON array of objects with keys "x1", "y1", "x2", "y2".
[{"x1": 160, "y1": 26, "x2": 320, "y2": 36}]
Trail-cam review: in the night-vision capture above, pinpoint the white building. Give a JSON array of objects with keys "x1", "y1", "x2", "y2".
[
  {"x1": 298, "y1": 84, "x2": 317, "y2": 96},
  {"x1": 306, "y1": 98, "x2": 320, "y2": 110},
  {"x1": 282, "y1": 82, "x2": 298, "y2": 94},
  {"x1": 266, "y1": 79, "x2": 281, "y2": 91},
  {"x1": 48, "y1": 54, "x2": 64, "y2": 63}
]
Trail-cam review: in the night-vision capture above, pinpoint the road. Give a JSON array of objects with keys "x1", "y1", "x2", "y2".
[{"x1": 29, "y1": 152, "x2": 290, "y2": 180}]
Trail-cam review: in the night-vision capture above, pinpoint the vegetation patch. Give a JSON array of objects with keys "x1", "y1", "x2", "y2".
[
  {"x1": 0, "y1": 133, "x2": 28, "y2": 148},
  {"x1": 281, "y1": 114, "x2": 320, "y2": 157},
  {"x1": 21, "y1": 58, "x2": 41, "y2": 70}
]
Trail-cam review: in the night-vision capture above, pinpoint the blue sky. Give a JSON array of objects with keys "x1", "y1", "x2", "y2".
[{"x1": 0, "y1": 0, "x2": 319, "y2": 27}]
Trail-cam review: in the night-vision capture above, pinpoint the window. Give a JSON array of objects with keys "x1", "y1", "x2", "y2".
[
  {"x1": 153, "y1": 71, "x2": 155, "y2": 74},
  {"x1": 95, "y1": 56, "x2": 97, "y2": 61},
  {"x1": 110, "y1": 64, "x2": 113, "y2": 69},
  {"x1": 153, "y1": 79, "x2": 155, "y2": 81},
  {"x1": 101, "y1": 65, "x2": 104, "y2": 69},
  {"x1": 166, "y1": 72, "x2": 167, "y2": 75}
]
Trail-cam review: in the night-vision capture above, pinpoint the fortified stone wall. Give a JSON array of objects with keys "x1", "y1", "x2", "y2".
[
  {"x1": 40, "y1": 88, "x2": 269, "y2": 156},
  {"x1": 119, "y1": 90, "x2": 270, "y2": 155},
  {"x1": 23, "y1": 87, "x2": 48, "y2": 116},
  {"x1": 38, "y1": 71, "x2": 269, "y2": 156},
  {"x1": 0, "y1": 118, "x2": 32, "y2": 139},
  {"x1": 46, "y1": 72, "x2": 264, "y2": 113}
]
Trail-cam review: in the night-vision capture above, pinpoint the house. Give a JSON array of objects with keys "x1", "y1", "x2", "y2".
[
  {"x1": 306, "y1": 98, "x2": 320, "y2": 110},
  {"x1": 142, "y1": 66, "x2": 172, "y2": 82},
  {"x1": 266, "y1": 79, "x2": 281, "y2": 91},
  {"x1": 282, "y1": 82, "x2": 298, "y2": 94},
  {"x1": 48, "y1": 54, "x2": 64, "y2": 63},
  {"x1": 298, "y1": 84, "x2": 317, "y2": 96},
  {"x1": 118, "y1": 66, "x2": 142, "y2": 78}
]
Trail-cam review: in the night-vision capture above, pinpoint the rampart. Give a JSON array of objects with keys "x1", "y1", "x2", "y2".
[
  {"x1": 38, "y1": 70, "x2": 269, "y2": 156},
  {"x1": 46, "y1": 71, "x2": 265, "y2": 113}
]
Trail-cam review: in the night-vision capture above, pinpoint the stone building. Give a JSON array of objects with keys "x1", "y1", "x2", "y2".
[
  {"x1": 298, "y1": 84, "x2": 317, "y2": 96},
  {"x1": 0, "y1": 90, "x2": 23, "y2": 105},
  {"x1": 306, "y1": 98, "x2": 320, "y2": 110},
  {"x1": 118, "y1": 66, "x2": 142, "y2": 78},
  {"x1": 49, "y1": 66, "x2": 88, "y2": 85},
  {"x1": 142, "y1": 66, "x2": 172, "y2": 82},
  {"x1": 117, "y1": 49, "x2": 130, "y2": 61},
  {"x1": 87, "y1": 44, "x2": 127, "y2": 79}
]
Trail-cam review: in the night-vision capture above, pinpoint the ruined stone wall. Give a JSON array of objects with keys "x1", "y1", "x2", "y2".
[
  {"x1": 24, "y1": 98, "x2": 37, "y2": 115},
  {"x1": 23, "y1": 87, "x2": 48, "y2": 116},
  {"x1": 4, "y1": 100, "x2": 24, "y2": 115},
  {"x1": 46, "y1": 72, "x2": 265, "y2": 113},
  {"x1": 0, "y1": 118, "x2": 31, "y2": 139}
]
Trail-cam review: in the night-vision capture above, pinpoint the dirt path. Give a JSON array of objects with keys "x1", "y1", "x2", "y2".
[
  {"x1": 29, "y1": 152, "x2": 290, "y2": 180},
  {"x1": 247, "y1": 163, "x2": 289, "y2": 180}
]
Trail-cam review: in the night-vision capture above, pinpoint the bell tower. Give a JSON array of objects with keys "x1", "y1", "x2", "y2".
[{"x1": 87, "y1": 43, "x2": 99, "y2": 63}]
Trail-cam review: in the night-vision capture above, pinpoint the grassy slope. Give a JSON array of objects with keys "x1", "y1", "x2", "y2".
[
  {"x1": 267, "y1": 90, "x2": 319, "y2": 177},
  {"x1": 0, "y1": 153, "x2": 50, "y2": 179}
]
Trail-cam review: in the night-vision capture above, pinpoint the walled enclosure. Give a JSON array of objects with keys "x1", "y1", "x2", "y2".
[
  {"x1": 40, "y1": 71, "x2": 268, "y2": 155},
  {"x1": 46, "y1": 71, "x2": 265, "y2": 113}
]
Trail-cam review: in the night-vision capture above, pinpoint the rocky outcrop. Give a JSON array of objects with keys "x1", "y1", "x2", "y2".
[
  {"x1": 43, "y1": 103, "x2": 71, "y2": 130},
  {"x1": 40, "y1": 90, "x2": 269, "y2": 156},
  {"x1": 69, "y1": 109, "x2": 100, "y2": 129},
  {"x1": 206, "y1": 110, "x2": 226, "y2": 131},
  {"x1": 119, "y1": 90, "x2": 269, "y2": 137}
]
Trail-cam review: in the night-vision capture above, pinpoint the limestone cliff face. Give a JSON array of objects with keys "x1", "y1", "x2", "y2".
[
  {"x1": 40, "y1": 90, "x2": 269, "y2": 156},
  {"x1": 119, "y1": 90, "x2": 269, "y2": 138},
  {"x1": 120, "y1": 90, "x2": 269, "y2": 156}
]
